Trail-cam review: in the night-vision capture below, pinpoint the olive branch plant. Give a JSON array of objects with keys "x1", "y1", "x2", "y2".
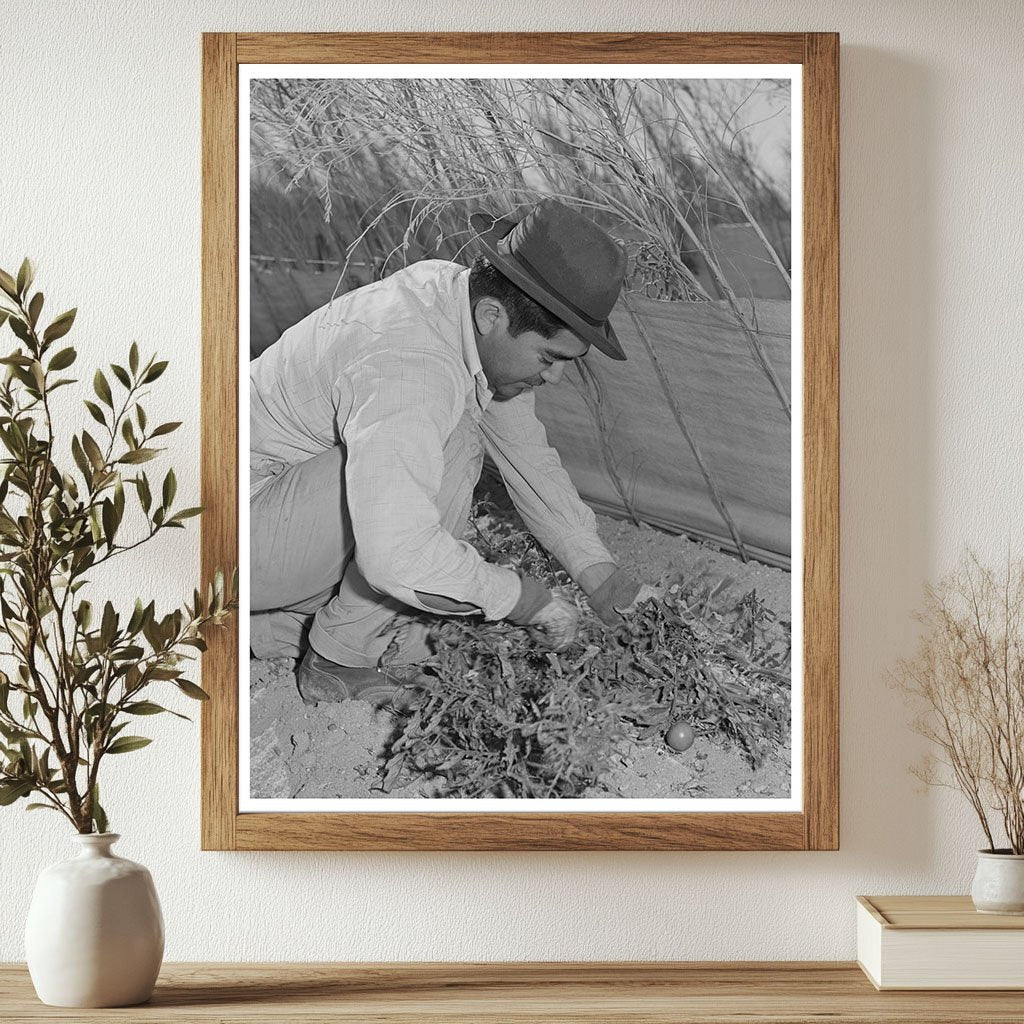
[{"x1": 0, "y1": 259, "x2": 236, "y2": 834}]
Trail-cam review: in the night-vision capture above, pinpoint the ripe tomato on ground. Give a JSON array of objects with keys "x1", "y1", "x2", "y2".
[{"x1": 665, "y1": 720, "x2": 696, "y2": 752}]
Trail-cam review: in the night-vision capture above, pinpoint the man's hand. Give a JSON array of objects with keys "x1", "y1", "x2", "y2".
[
  {"x1": 506, "y1": 576, "x2": 580, "y2": 651},
  {"x1": 525, "y1": 597, "x2": 579, "y2": 651},
  {"x1": 587, "y1": 567, "x2": 649, "y2": 627}
]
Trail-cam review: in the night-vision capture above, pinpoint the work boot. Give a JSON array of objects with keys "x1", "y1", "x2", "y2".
[{"x1": 296, "y1": 648, "x2": 426, "y2": 711}]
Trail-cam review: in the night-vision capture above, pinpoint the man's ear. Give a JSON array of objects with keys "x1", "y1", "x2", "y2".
[{"x1": 472, "y1": 296, "x2": 505, "y2": 337}]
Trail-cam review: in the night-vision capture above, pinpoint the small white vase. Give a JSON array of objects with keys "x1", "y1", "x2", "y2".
[
  {"x1": 971, "y1": 849, "x2": 1024, "y2": 915},
  {"x1": 25, "y1": 833, "x2": 164, "y2": 1007}
]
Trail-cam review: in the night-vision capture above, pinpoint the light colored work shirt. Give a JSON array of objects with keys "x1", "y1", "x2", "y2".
[{"x1": 249, "y1": 260, "x2": 612, "y2": 620}]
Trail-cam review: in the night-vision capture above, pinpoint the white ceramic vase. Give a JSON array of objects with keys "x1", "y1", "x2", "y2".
[
  {"x1": 25, "y1": 833, "x2": 164, "y2": 1007},
  {"x1": 971, "y1": 849, "x2": 1024, "y2": 915}
]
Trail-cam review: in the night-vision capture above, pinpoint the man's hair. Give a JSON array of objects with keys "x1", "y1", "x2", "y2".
[{"x1": 468, "y1": 255, "x2": 569, "y2": 339}]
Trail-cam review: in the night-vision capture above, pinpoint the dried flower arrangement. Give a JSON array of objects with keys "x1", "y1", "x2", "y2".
[{"x1": 895, "y1": 552, "x2": 1024, "y2": 854}]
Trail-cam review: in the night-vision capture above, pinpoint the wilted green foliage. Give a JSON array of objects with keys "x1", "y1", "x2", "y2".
[
  {"x1": 382, "y1": 500, "x2": 790, "y2": 798},
  {"x1": 0, "y1": 260, "x2": 237, "y2": 833}
]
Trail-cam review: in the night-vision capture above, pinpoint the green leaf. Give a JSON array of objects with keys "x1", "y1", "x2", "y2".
[
  {"x1": 162, "y1": 468, "x2": 176, "y2": 508},
  {"x1": 91, "y1": 785, "x2": 108, "y2": 834},
  {"x1": 100, "y1": 601, "x2": 117, "y2": 647},
  {"x1": 16, "y1": 258, "x2": 34, "y2": 298},
  {"x1": 121, "y1": 418, "x2": 137, "y2": 450},
  {"x1": 0, "y1": 722, "x2": 28, "y2": 742},
  {"x1": 71, "y1": 435, "x2": 92, "y2": 482},
  {"x1": 129, "y1": 342, "x2": 139, "y2": 375},
  {"x1": 126, "y1": 598, "x2": 146, "y2": 635},
  {"x1": 176, "y1": 679, "x2": 210, "y2": 701},
  {"x1": 124, "y1": 700, "x2": 189, "y2": 722},
  {"x1": 0, "y1": 269, "x2": 18, "y2": 300},
  {"x1": 83, "y1": 400, "x2": 106, "y2": 427},
  {"x1": 118, "y1": 448, "x2": 157, "y2": 465},
  {"x1": 26, "y1": 802, "x2": 61, "y2": 813},
  {"x1": 93, "y1": 369, "x2": 113, "y2": 408},
  {"x1": 81, "y1": 431, "x2": 105, "y2": 472},
  {"x1": 101, "y1": 498, "x2": 117, "y2": 545},
  {"x1": 9, "y1": 316, "x2": 32, "y2": 345},
  {"x1": 27, "y1": 292, "x2": 43, "y2": 328},
  {"x1": 168, "y1": 507, "x2": 203, "y2": 524},
  {"x1": 142, "y1": 360, "x2": 168, "y2": 383},
  {"x1": 110, "y1": 644, "x2": 144, "y2": 662},
  {"x1": 76, "y1": 600, "x2": 93, "y2": 630},
  {"x1": 88, "y1": 510, "x2": 102, "y2": 544},
  {"x1": 113, "y1": 475, "x2": 125, "y2": 521},
  {"x1": 42, "y1": 308, "x2": 76, "y2": 344},
  {"x1": 83, "y1": 701, "x2": 114, "y2": 729},
  {"x1": 0, "y1": 428, "x2": 20, "y2": 460},
  {"x1": 105, "y1": 735, "x2": 152, "y2": 755},
  {"x1": 136, "y1": 473, "x2": 152, "y2": 513},
  {"x1": 136, "y1": 404, "x2": 147, "y2": 432},
  {"x1": 123, "y1": 701, "x2": 166, "y2": 715},
  {"x1": 150, "y1": 421, "x2": 182, "y2": 438},
  {"x1": 147, "y1": 667, "x2": 181, "y2": 680},
  {"x1": 142, "y1": 615, "x2": 162, "y2": 652},
  {"x1": 0, "y1": 779, "x2": 33, "y2": 805},
  {"x1": 110, "y1": 363, "x2": 131, "y2": 389},
  {"x1": 48, "y1": 346, "x2": 77, "y2": 371},
  {"x1": 122, "y1": 665, "x2": 141, "y2": 692},
  {"x1": 109, "y1": 722, "x2": 131, "y2": 745}
]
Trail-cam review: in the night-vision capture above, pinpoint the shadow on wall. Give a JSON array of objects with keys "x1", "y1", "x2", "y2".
[{"x1": 839, "y1": 48, "x2": 937, "y2": 868}]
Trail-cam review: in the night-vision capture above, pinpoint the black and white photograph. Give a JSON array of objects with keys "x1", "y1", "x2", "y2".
[{"x1": 241, "y1": 65, "x2": 800, "y2": 810}]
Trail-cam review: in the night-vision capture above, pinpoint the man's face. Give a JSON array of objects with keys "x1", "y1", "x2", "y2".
[{"x1": 474, "y1": 299, "x2": 589, "y2": 401}]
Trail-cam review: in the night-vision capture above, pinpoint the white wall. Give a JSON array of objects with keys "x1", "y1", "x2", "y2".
[{"x1": 1, "y1": 0, "x2": 1022, "y2": 961}]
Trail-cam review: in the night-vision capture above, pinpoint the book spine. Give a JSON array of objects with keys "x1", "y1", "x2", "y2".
[{"x1": 855, "y1": 902, "x2": 883, "y2": 989}]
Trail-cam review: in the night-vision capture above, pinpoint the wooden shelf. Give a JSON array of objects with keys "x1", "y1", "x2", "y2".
[{"x1": 3, "y1": 962, "x2": 1024, "y2": 1022}]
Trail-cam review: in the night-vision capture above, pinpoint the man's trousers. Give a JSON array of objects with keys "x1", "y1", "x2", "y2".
[{"x1": 249, "y1": 410, "x2": 484, "y2": 664}]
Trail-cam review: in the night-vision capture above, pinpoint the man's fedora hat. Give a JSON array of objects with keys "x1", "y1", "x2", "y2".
[{"x1": 469, "y1": 199, "x2": 628, "y2": 360}]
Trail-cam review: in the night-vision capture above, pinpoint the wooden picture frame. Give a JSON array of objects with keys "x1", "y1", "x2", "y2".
[{"x1": 201, "y1": 32, "x2": 838, "y2": 851}]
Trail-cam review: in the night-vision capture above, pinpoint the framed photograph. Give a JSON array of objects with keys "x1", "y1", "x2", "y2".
[{"x1": 201, "y1": 32, "x2": 838, "y2": 851}]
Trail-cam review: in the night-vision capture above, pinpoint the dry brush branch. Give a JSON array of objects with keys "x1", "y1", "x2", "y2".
[{"x1": 894, "y1": 552, "x2": 1024, "y2": 853}]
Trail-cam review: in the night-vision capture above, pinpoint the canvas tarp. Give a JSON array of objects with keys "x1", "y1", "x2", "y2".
[
  {"x1": 250, "y1": 268, "x2": 791, "y2": 566},
  {"x1": 535, "y1": 294, "x2": 790, "y2": 566}
]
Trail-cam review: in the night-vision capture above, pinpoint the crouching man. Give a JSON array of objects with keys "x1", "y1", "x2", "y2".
[{"x1": 249, "y1": 199, "x2": 646, "y2": 707}]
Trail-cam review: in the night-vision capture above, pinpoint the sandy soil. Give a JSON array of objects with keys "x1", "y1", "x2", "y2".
[{"x1": 250, "y1": 513, "x2": 792, "y2": 802}]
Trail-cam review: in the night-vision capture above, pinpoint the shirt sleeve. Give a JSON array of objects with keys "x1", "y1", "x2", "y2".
[
  {"x1": 479, "y1": 389, "x2": 614, "y2": 579},
  {"x1": 337, "y1": 347, "x2": 521, "y2": 620}
]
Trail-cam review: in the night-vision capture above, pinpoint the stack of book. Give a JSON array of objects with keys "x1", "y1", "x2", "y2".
[{"x1": 857, "y1": 895, "x2": 1024, "y2": 990}]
